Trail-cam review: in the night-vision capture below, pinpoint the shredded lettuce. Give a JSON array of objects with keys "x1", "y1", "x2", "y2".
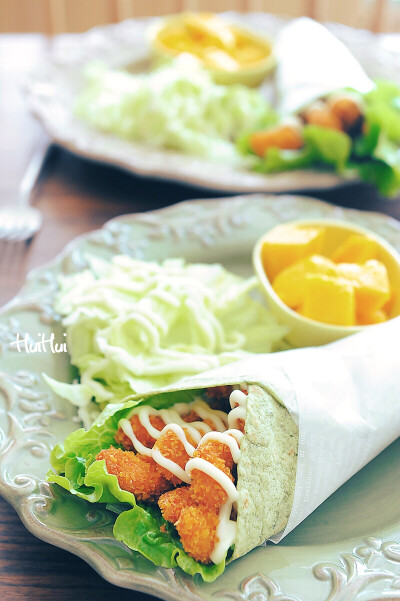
[
  {"x1": 253, "y1": 125, "x2": 352, "y2": 174},
  {"x1": 45, "y1": 256, "x2": 287, "y2": 423},
  {"x1": 75, "y1": 57, "x2": 273, "y2": 164},
  {"x1": 48, "y1": 394, "x2": 225, "y2": 580}
]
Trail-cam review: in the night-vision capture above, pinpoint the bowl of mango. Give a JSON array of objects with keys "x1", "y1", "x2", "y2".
[
  {"x1": 253, "y1": 219, "x2": 400, "y2": 347},
  {"x1": 148, "y1": 12, "x2": 276, "y2": 87}
]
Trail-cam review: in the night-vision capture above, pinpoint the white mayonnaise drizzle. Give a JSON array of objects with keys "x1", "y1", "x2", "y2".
[
  {"x1": 185, "y1": 423, "x2": 243, "y2": 565},
  {"x1": 200, "y1": 430, "x2": 243, "y2": 463},
  {"x1": 119, "y1": 399, "x2": 230, "y2": 479},
  {"x1": 119, "y1": 418, "x2": 152, "y2": 456},
  {"x1": 117, "y1": 388, "x2": 248, "y2": 565},
  {"x1": 228, "y1": 390, "x2": 248, "y2": 430},
  {"x1": 152, "y1": 448, "x2": 191, "y2": 483}
]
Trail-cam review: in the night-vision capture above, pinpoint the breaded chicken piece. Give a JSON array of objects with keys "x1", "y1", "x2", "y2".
[
  {"x1": 236, "y1": 418, "x2": 245, "y2": 433},
  {"x1": 182, "y1": 411, "x2": 215, "y2": 435},
  {"x1": 197, "y1": 439, "x2": 234, "y2": 470},
  {"x1": 115, "y1": 414, "x2": 165, "y2": 450},
  {"x1": 96, "y1": 446, "x2": 171, "y2": 501},
  {"x1": 190, "y1": 443, "x2": 234, "y2": 510},
  {"x1": 249, "y1": 124, "x2": 304, "y2": 158},
  {"x1": 182, "y1": 410, "x2": 201, "y2": 423},
  {"x1": 158, "y1": 486, "x2": 195, "y2": 524},
  {"x1": 153, "y1": 429, "x2": 197, "y2": 485},
  {"x1": 303, "y1": 103, "x2": 342, "y2": 131},
  {"x1": 205, "y1": 386, "x2": 234, "y2": 401},
  {"x1": 327, "y1": 95, "x2": 363, "y2": 131},
  {"x1": 175, "y1": 506, "x2": 219, "y2": 564}
]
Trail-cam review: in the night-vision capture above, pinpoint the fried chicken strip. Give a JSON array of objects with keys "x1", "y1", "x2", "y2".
[
  {"x1": 158, "y1": 486, "x2": 195, "y2": 524},
  {"x1": 190, "y1": 441, "x2": 235, "y2": 511},
  {"x1": 153, "y1": 428, "x2": 197, "y2": 485},
  {"x1": 175, "y1": 506, "x2": 219, "y2": 564},
  {"x1": 96, "y1": 446, "x2": 171, "y2": 501},
  {"x1": 115, "y1": 414, "x2": 165, "y2": 450},
  {"x1": 249, "y1": 123, "x2": 304, "y2": 158}
]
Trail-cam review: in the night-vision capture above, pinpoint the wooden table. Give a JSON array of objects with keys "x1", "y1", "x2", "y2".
[{"x1": 1, "y1": 34, "x2": 400, "y2": 601}]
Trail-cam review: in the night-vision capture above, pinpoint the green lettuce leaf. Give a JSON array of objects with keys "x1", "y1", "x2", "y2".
[
  {"x1": 114, "y1": 506, "x2": 225, "y2": 581},
  {"x1": 48, "y1": 395, "x2": 226, "y2": 580},
  {"x1": 250, "y1": 125, "x2": 351, "y2": 174},
  {"x1": 363, "y1": 80, "x2": 400, "y2": 144}
]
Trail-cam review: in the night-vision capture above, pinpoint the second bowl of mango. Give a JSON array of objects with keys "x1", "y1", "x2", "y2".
[
  {"x1": 148, "y1": 12, "x2": 276, "y2": 87},
  {"x1": 253, "y1": 219, "x2": 400, "y2": 347}
]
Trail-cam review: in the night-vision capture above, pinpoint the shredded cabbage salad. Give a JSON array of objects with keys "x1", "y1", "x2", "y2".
[
  {"x1": 45, "y1": 256, "x2": 287, "y2": 426},
  {"x1": 75, "y1": 56, "x2": 273, "y2": 163}
]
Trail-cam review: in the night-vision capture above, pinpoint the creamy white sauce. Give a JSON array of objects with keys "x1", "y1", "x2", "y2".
[
  {"x1": 229, "y1": 389, "x2": 248, "y2": 409},
  {"x1": 186, "y1": 426, "x2": 243, "y2": 564},
  {"x1": 162, "y1": 423, "x2": 198, "y2": 455},
  {"x1": 185, "y1": 457, "x2": 239, "y2": 501},
  {"x1": 228, "y1": 406, "x2": 246, "y2": 429},
  {"x1": 228, "y1": 390, "x2": 248, "y2": 429},
  {"x1": 152, "y1": 448, "x2": 191, "y2": 483},
  {"x1": 117, "y1": 388, "x2": 248, "y2": 565},
  {"x1": 119, "y1": 418, "x2": 152, "y2": 456},
  {"x1": 120, "y1": 400, "x2": 230, "y2": 483},
  {"x1": 211, "y1": 501, "x2": 237, "y2": 564},
  {"x1": 200, "y1": 430, "x2": 242, "y2": 463},
  {"x1": 191, "y1": 401, "x2": 228, "y2": 432}
]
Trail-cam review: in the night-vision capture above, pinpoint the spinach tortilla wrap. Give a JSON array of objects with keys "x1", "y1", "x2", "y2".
[
  {"x1": 47, "y1": 318, "x2": 400, "y2": 581},
  {"x1": 48, "y1": 379, "x2": 298, "y2": 581}
]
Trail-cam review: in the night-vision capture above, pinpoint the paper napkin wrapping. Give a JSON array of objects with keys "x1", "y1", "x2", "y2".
[
  {"x1": 276, "y1": 17, "x2": 375, "y2": 115},
  {"x1": 139, "y1": 317, "x2": 400, "y2": 541}
]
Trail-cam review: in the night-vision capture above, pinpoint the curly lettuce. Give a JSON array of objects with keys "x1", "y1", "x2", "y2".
[
  {"x1": 48, "y1": 393, "x2": 225, "y2": 581},
  {"x1": 252, "y1": 125, "x2": 352, "y2": 174}
]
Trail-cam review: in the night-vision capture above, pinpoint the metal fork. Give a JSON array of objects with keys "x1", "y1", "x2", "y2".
[{"x1": 0, "y1": 139, "x2": 48, "y2": 243}]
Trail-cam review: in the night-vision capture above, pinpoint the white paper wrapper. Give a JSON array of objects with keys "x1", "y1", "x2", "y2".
[
  {"x1": 155, "y1": 318, "x2": 400, "y2": 543},
  {"x1": 127, "y1": 318, "x2": 400, "y2": 547},
  {"x1": 276, "y1": 17, "x2": 375, "y2": 114},
  {"x1": 267, "y1": 317, "x2": 400, "y2": 540}
]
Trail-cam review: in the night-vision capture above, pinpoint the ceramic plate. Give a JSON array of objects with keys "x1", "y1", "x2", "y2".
[
  {"x1": 0, "y1": 194, "x2": 399, "y2": 600},
  {"x1": 24, "y1": 14, "x2": 400, "y2": 193}
]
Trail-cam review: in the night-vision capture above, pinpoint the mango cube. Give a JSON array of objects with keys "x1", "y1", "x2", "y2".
[
  {"x1": 273, "y1": 254, "x2": 338, "y2": 308},
  {"x1": 300, "y1": 274, "x2": 356, "y2": 326},
  {"x1": 337, "y1": 260, "x2": 391, "y2": 314},
  {"x1": 262, "y1": 225, "x2": 325, "y2": 281},
  {"x1": 357, "y1": 309, "x2": 388, "y2": 325},
  {"x1": 331, "y1": 234, "x2": 378, "y2": 263}
]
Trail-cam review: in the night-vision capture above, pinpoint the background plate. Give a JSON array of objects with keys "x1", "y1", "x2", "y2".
[
  {"x1": 24, "y1": 13, "x2": 400, "y2": 193},
  {"x1": 0, "y1": 194, "x2": 399, "y2": 600}
]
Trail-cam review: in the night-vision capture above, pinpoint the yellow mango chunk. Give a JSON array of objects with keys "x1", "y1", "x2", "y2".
[
  {"x1": 331, "y1": 234, "x2": 378, "y2": 263},
  {"x1": 184, "y1": 14, "x2": 236, "y2": 50},
  {"x1": 273, "y1": 254, "x2": 338, "y2": 308},
  {"x1": 300, "y1": 274, "x2": 356, "y2": 326},
  {"x1": 337, "y1": 260, "x2": 391, "y2": 314},
  {"x1": 357, "y1": 309, "x2": 388, "y2": 325},
  {"x1": 262, "y1": 225, "x2": 325, "y2": 281}
]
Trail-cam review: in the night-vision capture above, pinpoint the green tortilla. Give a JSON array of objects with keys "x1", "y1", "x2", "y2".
[
  {"x1": 234, "y1": 383, "x2": 298, "y2": 558},
  {"x1": 49, "y1": 377, "x2": 299, "y2": 578}
]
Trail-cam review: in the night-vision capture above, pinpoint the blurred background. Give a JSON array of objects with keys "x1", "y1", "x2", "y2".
[{"x1": 1, "y1": 0, "x2": 400, "y2": 34}]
